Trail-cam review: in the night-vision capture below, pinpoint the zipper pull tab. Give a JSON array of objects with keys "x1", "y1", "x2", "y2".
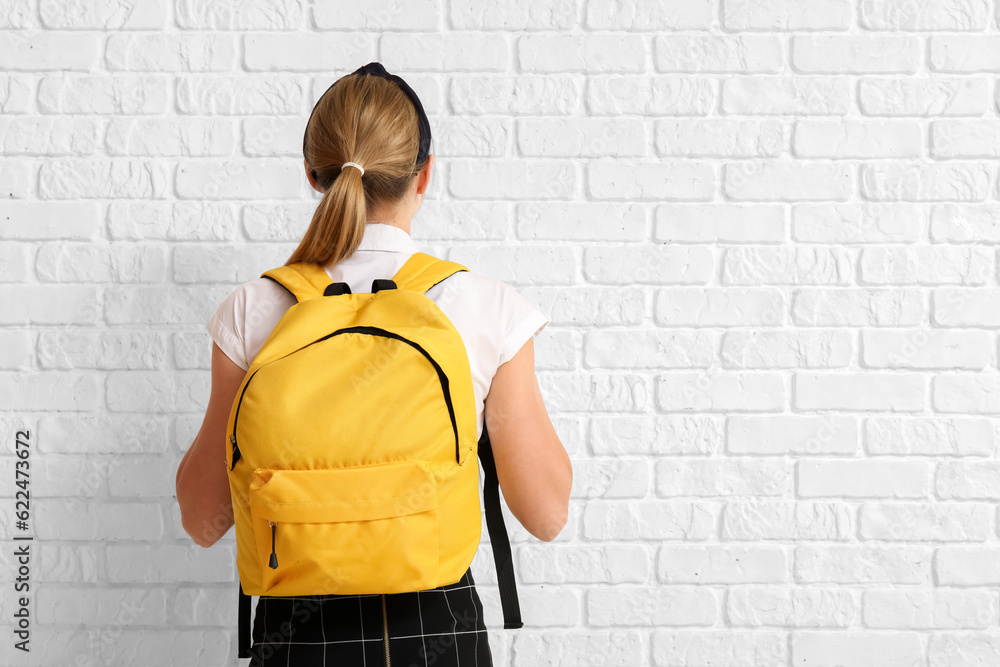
[{"x1": 268, "y1": 521, "x2": 278, "y2": 569}]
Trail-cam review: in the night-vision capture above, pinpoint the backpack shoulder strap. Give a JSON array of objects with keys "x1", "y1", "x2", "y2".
[
  {"x1": 260, "y1": 262, "x2": 331, "y2": 303},
  {"x1": 392, "y1": 252, "x2": 468, "y2": 293}
]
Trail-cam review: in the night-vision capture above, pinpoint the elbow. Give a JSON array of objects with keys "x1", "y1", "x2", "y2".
[
  {"x1": 533, "y1": 509, "x2": 568, "y2": 542},
  {"x1": 181, "y1": 511, "x2": 223, "y2": 549}
]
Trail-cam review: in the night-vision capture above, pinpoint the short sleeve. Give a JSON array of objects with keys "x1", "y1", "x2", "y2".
[
  {"x1": 207, "y1": 285, "x2": 250, "y2": 371},
  {"x1": 496, "y1": 282, "x2": 549, "y2": 366}
]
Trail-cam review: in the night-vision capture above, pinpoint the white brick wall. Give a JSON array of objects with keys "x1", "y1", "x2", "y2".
[{"x1": 2, "y1": 1, "x2": 1000, "y2": 665}]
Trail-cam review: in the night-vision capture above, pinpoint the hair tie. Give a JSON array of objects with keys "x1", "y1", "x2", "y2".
[{"x1": 341, "y1": 161, "x2": 365, "y2": 176}]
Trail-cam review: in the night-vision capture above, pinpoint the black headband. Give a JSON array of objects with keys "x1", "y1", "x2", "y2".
[{"x1": 302, "y1": 61, "x2": 432, "y2": 185}]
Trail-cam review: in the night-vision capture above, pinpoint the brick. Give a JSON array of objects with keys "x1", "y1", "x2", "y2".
[
  {"x1": 451, "y1": 0, "x2": 574, "y2": 30},
  {"x1": 862, "y1": 330, "x2": 991, "y2": 369},
  {"x1": 932, "y1": 288, "x2": 1000, "y2": 326},
  {"x1": 792, "y1": 288, "x2": 924, "y2": 326},
  {"x1": 173, "y1": 244, "x2": 291, "y2": 283},
  {"x1": 588, "y1": 76, "x2": 714, "y2": 115},
  {"x1": 792, "y1": 203, "x2": 922, "y2": 243},
  {"x1": 795, "y1": 372, "x2": 925, "y2": 411},
  {"x1": 792, "y1": 632, "x2": 922, "y2": 667},
  {"x1": 725, "y1": 162, "x2": 853, "y2": 201},
  {"x1": 937, "y1": 461, "x2": 1000, "y2": 499},
  {"x1": 799, "y1": 460, "x2": 931, "y2": 498},
  {"x1": 0, "y1": 160, "x2": 32, "y2": 197},
  {"x1": 0, "y1": 286, "x2": 100, "y2": 324},
  {"x1": 39, "y1": 415, "x2": 170, "y2": 454},
  {"x1": 793, "y1": 36, "x2": 919, "y2": 73},
  {"x1": 244, "y1": 33, "x2": 376, "y2": 71},
  {"x1": 105, "y1": 285, "x2": 231, "y2": 325},
  {"x1": 723, "y1": 501, "x2": 853, "y2": 540},
  {"x1": 929, "y1": 633, "x2": 1000, "y2": 665},
  {"x1": 585, "y1": 330, "x2": 715, "y2": 368},
  {"x1": 242, "y1": 202, "x2": 320, "y2": 241},
  {"x1": 317, "y1": 0, "x2": 439, "y2": 29},
  {"x1": 518, "y1": 118, "x2": 646, "y2": 157},
  {"x1": 0, "y1": 372, "x2": 99, "y2": 410},
  {"x1": 932, "y1": 119, "x2": 1000, "y2": 157},
  {"x1": 447, "y1": 245, "x2": 577, "y2": 285},
  {"x1": 863, "y1": 589, "x2": 996, "y2": 629},
  {"x1": 519, "y1": 34, "x2": 645, "y2": 73},
  {"x1": 932, "y1": 372, "x2": 1000, "y2": 414},
  {"x1": 36, "y1": 242, "x2": 167, "y2": 283},
  {"x1": 109, "y1": 202, "x2": 238, "y2": 241},
  {"x1": 861, "y1": 245, "x2": 994, "y2": 285},
  {"x1": 452, "y1": 75, "x2": 580, "y2": 115},
  {"x1": 0, "y1": 242, "x2": 29, "y2": 281},
  {"x1": 859, "y1": 76, "x2": 987, "y2": 116},
  {"x1": 38, "y1": 75, "x2": 170, "y2": 114},
  {"x1": 36, "y1": 500, "x2": 162, "y2": 540},
  {"x1": 657, "y1": 119, "x2": 782, "y2": 157},
  {"x1": 931, "y1": 204, "x2": 1000, "y2": 242},
  {"x1": 583, "y1": 500, "x2": 720, "y2": 541},
  {"x1": 723, "y1": 77, "x2": 852, "y2": 115},
  {"x1": 173, "y1": 332, "x2": 213, "y2": 370},
  {"x1": 449, "y1": 160, "x2": 576, "y2": 200},
  {"x1": 583, "y1": 244, "x2": 715, "y2": 285},
  {"x1": 569, "y1": 460, "x2": 650, "y2": 499},
  {"x1": 0, "y1": 75, "x2": 31, "y2": 113},
  {"x1": 243, "y1": 117, "x2": 301, "y2": 157},
  {"x1": 0, "y1": 117, "x2": 100, "y2": 155},
  {"x1": 795, "y1": 545, "x2": 931, "y2": 584},
  {"x1": 859, "y1": 502, "x2": 992, "y2": 541},
  {"x1": 655, "y1": 35, "x2": 782, "y2": 73},
  {"x1": 865, "y1": 416, "x2": 994, "y2": 456},
  {"x1": 587, "y1": 0, "x2": 714, "y2": 29},
  {"x1": 0, "y1": 330, "x2": 30, "y2": 370},
  {"x1": 39, "y1": 159, "x2": 169, "y2": 199},
  {"x1": 518, "y1": 202, "x2": 645, "y2": 241},
  {"x1": 177, "y1": 76, "x2": 304, "y2": 115},
  {"x1": 0, "y1": 0, "x2": 32, "y2": 28},
  {"x1": 728, "y1": 587, "x2": 858, "y2": 626},
  {"x1": 175, "y1": 160, "x2": 302, "y2": 199},
  {"x1": 39, "y1": 0, "x2": 166, "y2": 28},
  {"x1": 0, "y1": 31, "x2": 100, "y2": 71},
  {"x1": 106, "y1": 34, "x2": 235, "y2": 72},
  {"x1": 656, "y1": 288, "x2": 786, "y2": 326},
  {"x1": 37, "y1": 587, "x2": 167, "y2": 626},
  {"x1": 722, "y1": 330, "x2": 853, "y2": 369},
  {"x1": 861, "y1": 0, "x2": 991, "y2": 29},
  {"x1": 657, "y1": 459, "x2": 790, "y2": 497},
  {"x1": 936, "y1": 548, "x2": 1000, "y2": 585},
  {"x1": 653, "y1": 631, "x2": 787, "y2": 666},
  {"x1": 861, "y1": 162, "x2": 992, "y2": 201},
  {"x1": 37, "y1": 331, "x2": 167, "y2": 370},
  {"x1": 589, "y1": 161, "x2": 715, "y2": 201},
  {"x1": 590, "y1": 415, "x2": 723, "y2": 456},
  {"x1": 655, "y1": 372, "x2": 785, "y2": 411},
  {"x1": 931, "y1": 36, "x2": 1000, "y2": 72},
  {"x1": 106, "y1": 545, "x2": 235, "y2": 583},
  {"x1": 540, "y1": 373, "x2": 647, "y2": 412},
  {"x1": 107, "y1": 118, "x2": 234, "y2": 156},
  {"x1": 728, "y1": 416, "x2": 858, "y2": 455},
  {"x1": 513, "y1": 631, "x2": 644, "y2": 666},
  {"x1": 658, "y1": 546, "x2": 787, "y2": 584},
  {"x1": 723, "y1": 247, "x2": 853, "y2": 284},
  {"x1": 587, "y1": 587, "x2": 717, "y2": 627},
  {"x1": 175, "y1": 0, "x2": 303, "y2": 29},
  {"x1": 795, "y1": 120, "x2": 921, "y2": 158},
  {"x1": 106, "y1": 370, "x2": 208, "y2": 413}
]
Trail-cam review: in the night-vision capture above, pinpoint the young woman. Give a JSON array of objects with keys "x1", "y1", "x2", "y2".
[{"x1": 175, "y1": 62, "x2": 573, "y2": 666}]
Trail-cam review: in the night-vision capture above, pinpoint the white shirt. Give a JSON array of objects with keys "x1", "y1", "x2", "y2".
[{"x1": 206, "y1": 222, "x2": 549, "y2": 441}]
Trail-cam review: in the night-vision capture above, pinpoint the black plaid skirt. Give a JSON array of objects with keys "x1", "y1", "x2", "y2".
[{"x1": 248, "y1": 567, "x2": 493, "y2": 666}]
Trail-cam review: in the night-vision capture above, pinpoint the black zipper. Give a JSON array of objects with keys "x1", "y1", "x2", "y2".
[
  {"x1": 229, "y1": 367, "x2": 261, "y2": 470},
  {"x1": 229, "y1": 326, "x2": 460, "y2": 467}
]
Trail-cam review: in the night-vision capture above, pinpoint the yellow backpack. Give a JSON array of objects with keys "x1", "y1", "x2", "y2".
[{"x1": 226, "y1": 252, "x2": 523, "y2": 658}]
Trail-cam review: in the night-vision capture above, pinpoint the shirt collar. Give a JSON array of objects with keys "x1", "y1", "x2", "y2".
[{"x1": 355, "y1": 222, "x2": 419, "y2": 254}]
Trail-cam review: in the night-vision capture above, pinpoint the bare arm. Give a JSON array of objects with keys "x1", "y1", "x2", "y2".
[
  {"x1": 483, "y1": 337, "x2": 572, "y2": 542},
  {"x1": 175, "y1": 343, "x2": 246, "y2": 548}
]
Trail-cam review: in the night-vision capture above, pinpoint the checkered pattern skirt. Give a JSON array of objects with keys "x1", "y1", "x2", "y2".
[{"x1": 247, "y1": 567, "x2": 493, "y2": 666}]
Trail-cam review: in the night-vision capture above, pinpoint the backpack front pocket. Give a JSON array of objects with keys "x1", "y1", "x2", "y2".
[{"x1": 247, "y1": 461, "x2": 440, "y2": 595}]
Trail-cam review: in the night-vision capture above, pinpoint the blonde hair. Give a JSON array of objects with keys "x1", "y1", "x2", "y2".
[{"x1": 287, "y1": 73, "x2": 425, "y2": 267}]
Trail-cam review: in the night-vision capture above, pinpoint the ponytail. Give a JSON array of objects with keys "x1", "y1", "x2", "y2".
[{"x1": 287, "y1": 70, "x2": 424, "y2": 268}]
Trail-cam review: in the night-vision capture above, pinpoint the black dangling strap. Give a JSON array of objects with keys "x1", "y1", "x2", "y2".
[
  {"x1": 372, "y1": 279, "x2": 397, "y2": 293},
  {"x1": 323, "y1": 281, "x2": 352, "y2": 296},
  {"x1": 238, "y1": 580, "x2": 252, "y2": 658},
  {"x1": 477, "y1": 424, "x2": 524, "y2": 629}
]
